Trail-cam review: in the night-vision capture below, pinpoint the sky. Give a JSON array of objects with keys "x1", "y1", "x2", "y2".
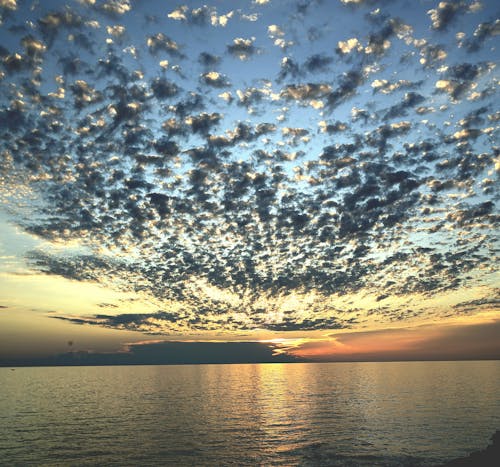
[{"x1": 0, "y1": 0, "x2": 499, "y2": 365}]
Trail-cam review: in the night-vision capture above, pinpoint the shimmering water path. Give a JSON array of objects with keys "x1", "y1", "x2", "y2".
[{"x1": 1, "y1": 361, "x2": 499, "y2": 466}]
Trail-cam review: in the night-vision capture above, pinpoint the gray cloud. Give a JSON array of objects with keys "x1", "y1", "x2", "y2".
[
  {"x1": 227, "y1": 37, "x2": 258, "y2": 60},
  {"x1": 427, "y1": 1, "x2": 478, "y2": 31},
  {"x1": 0, "y1": 0, "x2": 497, "y2": 337}
]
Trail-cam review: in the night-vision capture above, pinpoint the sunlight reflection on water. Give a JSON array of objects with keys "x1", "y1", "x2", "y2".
[{"x1": 1, "y1": 361, "x2": 499, "y2": 466}]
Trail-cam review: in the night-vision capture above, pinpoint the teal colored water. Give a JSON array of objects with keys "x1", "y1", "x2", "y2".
[{"x1": 1, "y1": 361, "x2": 499, "y2": 466}]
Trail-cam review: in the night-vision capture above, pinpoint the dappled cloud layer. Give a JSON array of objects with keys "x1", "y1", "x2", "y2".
[{"x1": 0, "y1": 0, "x2": 498, "y2": 335}]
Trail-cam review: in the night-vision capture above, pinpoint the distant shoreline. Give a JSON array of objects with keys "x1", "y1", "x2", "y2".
[{"x1": 1, "y1": 358, "x2": 499, "y2": 368}]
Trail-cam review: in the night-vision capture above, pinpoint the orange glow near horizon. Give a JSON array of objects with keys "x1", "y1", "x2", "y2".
[{"x1": 279, "y1": 319, "x2": 500, "y2": 361}]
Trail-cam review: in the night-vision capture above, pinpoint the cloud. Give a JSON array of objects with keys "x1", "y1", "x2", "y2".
[
  {"x1": 435, "y1": 61, "x2": 495, "y2": 101},
  {"x1": 280, "y1": 83, "x2": 332, "y2": 101},
  {"x1": 278, "y1": 57, "x2": 300, "y2": 81},
  {"x1": 0, "y1": 0, "x2": 17, "y2": 11},
  {"x1": 227, "y1": 37, "x2": 258, "y2": 60},
  {"x1": 167, "y1": 5, "x2": 188, "y2": 22},
  {"x1": 198, "y1": 52, "x2": 220, "y2": 68},
  {"x1": 184, "y1": 112, "x2": 222, "y2": 135},
  {"x1": 303, "y1": 54, "x2": 333, "y2": 73},
  {"x1": 382, "y1": 92, "x2": 425, "y2": 120},
  {"x1": 147, "y1": 33, "x2": 183, "y2": 57},
  {"x1": 167, "y1": 5, "x2": 234, "y2": 27},
  {"x1": 262, "y1": 316, "x2": 346, "y2": 331},
  {"x1": 318, "y1": 120, "x2": 348, "y2": 133},
  {"x1": 371, "y1": 79, "x2": 421, "y2": 95},
  {"x1": 200, "y1": 71, "x2": 230, "y2": 88},
  {"x1": 268, "y1": 24, "x2": 284, "y2": 39},
  {"x1": 0, "y1": 0, "x2": 498, "y2": 339},
  {"x1": 339, "y1": 0, "x2": 383, "y2": 5},
  {"x1": 453, "y1": 293, "x2": 500, "y2": 312},
  {"x1": 337, "y1": 37, "x2": 363, "y2": 54},
  {"x1": 417, "y1": 43, "x2": 448, "y2": 68},
  {"x1": 151, "y1": 77, "x2": 179, "y2": 99},
  {"x1": 98, "y1": 0, "x2": 132, "y2": 17},
  {"x1": 427, "y1": 1, "x2": 481, "y2": 31},
  {"x1": 460, "y1": 19, "x2": 500, "y2": 52},
  {"x1": 326, "y1": 70, "x2": 365, "y2": 109}
]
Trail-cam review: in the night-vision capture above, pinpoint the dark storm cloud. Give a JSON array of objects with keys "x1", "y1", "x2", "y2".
[{"x1": 1, "y1": 0, "x2": 498, "y2": 336}]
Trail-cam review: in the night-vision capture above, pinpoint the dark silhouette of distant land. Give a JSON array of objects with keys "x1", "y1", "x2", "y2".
[
  {"x1": 437, "y1": 431, "x2": 500, "y2": 466},
  {"x1": 0, "y1": 341, "x2": 305, "y2": 366}
]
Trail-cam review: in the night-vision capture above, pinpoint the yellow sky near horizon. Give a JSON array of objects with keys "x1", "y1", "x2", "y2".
[{"x1": 1, "y1": 215, "x2": 498, "y2": 360}]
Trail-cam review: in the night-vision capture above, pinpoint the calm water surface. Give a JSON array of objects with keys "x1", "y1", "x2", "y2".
[{"x1": 1, "y1": 361, "x2": 499, "y2": 466}]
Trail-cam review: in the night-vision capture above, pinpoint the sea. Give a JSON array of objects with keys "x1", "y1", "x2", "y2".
[{"x1": 1, "y1": 361, "x2": 499, "y2": 466}]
